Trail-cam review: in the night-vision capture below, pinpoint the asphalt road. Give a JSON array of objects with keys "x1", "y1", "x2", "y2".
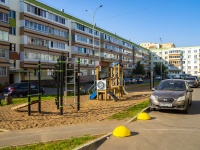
[{"x1": 98, "y1": 87, "x2": 200, "y2": 150}]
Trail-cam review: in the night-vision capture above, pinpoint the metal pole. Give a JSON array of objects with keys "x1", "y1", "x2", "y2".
[
  {"x1": 77, "y1": 58, "x2": 80, "y2": 111},
  {"x1": 86, "y1": 5, "x2": 103, "y2": 87},
  {"x1": 60, "y1": 54, "x2": 64, "y2": 115},
  {"x1": 28, "y1": 72, "x2": 31, "y2": 116},
  {"x1": 38, "y1": 61, "x2": 41, "y2": 113},
  {"x1": 56, "y1": 59, "x2": 60, "y2": 109}
]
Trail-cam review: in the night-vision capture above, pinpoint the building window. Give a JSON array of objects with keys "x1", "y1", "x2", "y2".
[
  {"x1": 10, "y1": 43, "x2": 16, "y2": 51},
  {"x1": 27, "y1": 4, "x2": 46, "y2": 18},
  {"x1": 9, "y1": 27, "x2": 16, "y2": 35},
  {"x1": 0, "y1": 30, "x2": 9, "y2": 41},
  {"x1": 34, "y1": 69, "x2": 39, "y2": 76},
  {"x1": 0, "y1": 67, "x2": 7, "y2": 76},
  {"x1": 9, "y1": 60, "x2": 16, "y2": 68},
  {"x1": 0, "y1": 0, "x2": 5, "y2": 3},
  {"x1": 9, "y1": 10, "x2": 16, "y2": 19},
  {"x1": 0, "y1": 12, "x2": 9, "y2": 23},
  {"x1": 0, "y1": 49, "x2": 5, "y2": 57}
]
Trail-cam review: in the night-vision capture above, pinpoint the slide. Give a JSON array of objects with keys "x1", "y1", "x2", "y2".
[
  {"x1": 108, "y1": 92, "x2": 119, "y2": 101},
  {"x1": 89, "y1": 91, "x2": 97, "y2": 100}
]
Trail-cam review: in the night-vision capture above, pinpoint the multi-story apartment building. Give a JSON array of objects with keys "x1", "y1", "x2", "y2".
[
  {"x1": 0, "y1": 0, "x2": 150, "y2": 85},
  {"x1": 147, "y1": 43, "x2": 200, "y2": 77},
  {"x1": 140, "y1": 42, "x2": 175, "y2": 49}
]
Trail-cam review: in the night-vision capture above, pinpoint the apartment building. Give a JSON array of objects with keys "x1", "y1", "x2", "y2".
[
  {"x1": 0, "y1": 0, "x2": 150, "y2": 85},
  {"x1": 148, "y1": 43, "x2": 200, "y2": 77}
]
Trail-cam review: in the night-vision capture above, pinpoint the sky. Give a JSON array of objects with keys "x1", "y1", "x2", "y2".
[{"x1": 39, "y1": 0, "x2": 200, "y2": 47}]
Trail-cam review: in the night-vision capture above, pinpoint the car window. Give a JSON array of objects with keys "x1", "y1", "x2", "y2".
[
  {"x1": 157, "y1": 81, "x2": 186, "y2": 91},
  {"x1": 30, "y1": 84, "x2": 37, "y2": 89},
  {"x1": 18, "y1": 83, "x2": 29, "y2": 88},
  {"x1": 185, "y1": 78, "x2": 196, "y2": 81},
  {"x1": 9, "y1": 83, "x2": 20, "y2": 88}
]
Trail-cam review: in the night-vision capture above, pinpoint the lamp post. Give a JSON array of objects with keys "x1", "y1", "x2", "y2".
[
  {"x1": 159, "y1": 38, "x2": 162, "y2": 80},
  {"x1": 86, "y1": 5, "x2": 103, "y2": 86}
]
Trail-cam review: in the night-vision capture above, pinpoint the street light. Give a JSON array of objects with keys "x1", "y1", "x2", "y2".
[
  {"x1": 159, "y1": 38, "x2": 162, "y2": 80},
  {"x1": 86, "y1": 5, "x2": 103, "y2": 86}
]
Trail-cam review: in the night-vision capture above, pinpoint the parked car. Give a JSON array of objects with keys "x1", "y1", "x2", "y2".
[
  {"x1": 2, "y1": 82, "x2": 45, "y2": 98},
  {"x1": 189, "y1": 76, "x2": 200, "y2": 86},
  {"x1": 155, "y1": 75, "x2": 161, "y2": 80},
  {"x1": 149, "y1": 79, "x2": 193, "y2": 113},
  {"x1": 123, "y1": 78, "x2": 137, "y2": 84},
  {"x1": 135, "y1": 78, "x2": 144, "y2": 84},
  {"x1": 184, "y1": 77, "x2": 198, "y2": 88}
]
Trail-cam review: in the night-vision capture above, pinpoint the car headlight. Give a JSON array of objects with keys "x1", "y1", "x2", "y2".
[
  {"x1": 150, "y1": 95, "x2": 158, "y2": 100},
  {"x1": 177, "y1": 95, "x2": 185, "y2": 102}
]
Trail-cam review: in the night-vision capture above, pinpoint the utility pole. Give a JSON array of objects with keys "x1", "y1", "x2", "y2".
[{"x1": 159, "y1": 38, "x2": 162, "y2": 80}]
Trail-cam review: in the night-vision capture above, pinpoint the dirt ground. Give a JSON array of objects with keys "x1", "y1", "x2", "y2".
[{"x1": 0, "y1": 85, "x2": 152, "y2": 131}]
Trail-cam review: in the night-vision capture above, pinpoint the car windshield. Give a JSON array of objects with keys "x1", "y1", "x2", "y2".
[{"x1": 157, "y1": 81, "x2": 186, "y2": 91}]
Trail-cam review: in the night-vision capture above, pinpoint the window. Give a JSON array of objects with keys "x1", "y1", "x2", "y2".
[
  {"x1": 0, "y1": 0, "x2": 5, "y2": 3},
  {"x1": 9, "y1": 10, "x2": 16, "y2": 19},
  {"x1": 34, "y1": 69, "x2": 38, "y2": 76},
  {"x1": 10, "y1": 43, "x2": 16, "y2": 51},
  {"x1": 9, "y1": 27, "x2": 16, "y2": 35},
  {"x1": 10, "y1": 60, "x2": 15, "y2": 68},
  {"x1": 0, "y1": 30, "x2": 9, "y2": 41},
  {"x1": 0, "y1": 67, "x2": 6, "y2": 76},
  {"x1": 0, "y1": 12, "x2": 9, "y2": 23},
  {"x1": 27, "y1": 4, "x2": 46, "y2": 18},
  {"x1": 0, "y1": 49, "x2": 5, "y2": 57}
]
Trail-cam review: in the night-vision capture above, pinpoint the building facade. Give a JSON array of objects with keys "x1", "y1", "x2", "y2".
[
  {"x1": 0, "y1": 0, "x2": 150, "y2": 85},
  {"x1": 149, "y1": 44, "x2": 200, "y2": 77}
]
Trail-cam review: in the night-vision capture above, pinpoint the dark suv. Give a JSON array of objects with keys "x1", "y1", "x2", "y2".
[{"x1": 2, "y1": 82, "x2": 45, "y2": 98}]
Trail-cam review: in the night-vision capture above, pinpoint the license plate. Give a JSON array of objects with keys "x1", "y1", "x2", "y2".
[{"x1": 160, "y1": 103, "x2": 172, "y2": 107}]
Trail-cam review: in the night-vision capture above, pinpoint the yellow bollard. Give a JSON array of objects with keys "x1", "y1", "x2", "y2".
[
  {"x1": 137, "y1": 112, "x2": 150, "y2": 120},
  {"x1": 113, "y1": 126, "x2": 131, "y2": 137}
]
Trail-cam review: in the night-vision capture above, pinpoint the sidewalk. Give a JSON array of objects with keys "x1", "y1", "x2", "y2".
[{"x1": 0, "y1": 119, "x2": 127, "y2": 148}]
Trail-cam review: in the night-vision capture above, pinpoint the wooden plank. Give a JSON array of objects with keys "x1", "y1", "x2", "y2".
[{"x1": 11, "y1": 100, "x2": 39, "y2": 110}]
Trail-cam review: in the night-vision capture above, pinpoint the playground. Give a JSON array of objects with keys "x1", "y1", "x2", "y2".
[{"x1": 0, "y1": 84, "x2": 151, "y2": 131}]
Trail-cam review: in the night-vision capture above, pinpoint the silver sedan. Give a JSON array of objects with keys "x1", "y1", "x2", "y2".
[{"x1": 150, "y1": 79, "x2": 193, "y2": 113}]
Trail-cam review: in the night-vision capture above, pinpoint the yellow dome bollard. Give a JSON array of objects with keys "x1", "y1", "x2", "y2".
[
  {"x1": 113, "y1": 126, "x2": 131, "y2": 137},
  {"x1": 137, "y1": 112, "x2": 150, "y2": 120}
]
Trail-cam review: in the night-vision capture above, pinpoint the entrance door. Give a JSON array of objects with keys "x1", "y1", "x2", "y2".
[{"x1": 9, "y1": 74, "x2": 14, "y2": 84}]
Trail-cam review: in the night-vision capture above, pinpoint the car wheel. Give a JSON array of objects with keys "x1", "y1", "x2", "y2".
[
  {"x1": 182, "y1": 105, "x2": 188, "y2": 114},
  {"x1": 189, "y1": 100, "x2": 192, "y2": 106},
  {"x1": 150, "y1": 107, "x2": 156, "y2": 111},
  {"x1": 19, "y1": 93, "x2": 24, "y2": 98}
]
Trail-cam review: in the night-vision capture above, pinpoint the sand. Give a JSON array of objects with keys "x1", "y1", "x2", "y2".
[{"x1": 0, "y1": 86, "x2": 152, "y2": 131}]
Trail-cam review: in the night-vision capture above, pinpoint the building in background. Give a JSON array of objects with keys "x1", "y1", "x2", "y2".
[
  {"x1": 142, "y1": 42, "x2": 200, "y2": 77},
  {"x1": 0, "y1": 0, "x2": 150, "y2": 85}
]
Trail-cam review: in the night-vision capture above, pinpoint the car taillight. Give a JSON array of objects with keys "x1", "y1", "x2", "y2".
[{"x1": 9, "y1": 87, "x2": 15, "y2": 92}]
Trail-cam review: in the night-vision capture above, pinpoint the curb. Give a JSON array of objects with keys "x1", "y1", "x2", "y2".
[{"x1": 75, "y1": 106, "x2": 150, "y2": 150}]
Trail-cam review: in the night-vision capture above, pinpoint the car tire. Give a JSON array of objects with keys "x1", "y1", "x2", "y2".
[
  {"x1": 19, "y1": 93, "x2": 24, "y2": 98},
  {"x1": 150, "y1": 107, "x2": 156, "y2": 111},
  {"x1": 189, "y1": 100, "x2": 192, "y2": 106},
  {"x1": 182, "y1": 105, "x2": 188, "y2": 114}
]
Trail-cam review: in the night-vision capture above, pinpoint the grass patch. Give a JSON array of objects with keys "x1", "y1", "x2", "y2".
[
  {"x1": 1, "y1": 134, "x2": 100, "y2": 150},
  {"x1": 0, "y1": 95, "x2": 59, "y2": 106},
  {"x1": 108, "y1": 100, "x2": 150, "y2": 120}
]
